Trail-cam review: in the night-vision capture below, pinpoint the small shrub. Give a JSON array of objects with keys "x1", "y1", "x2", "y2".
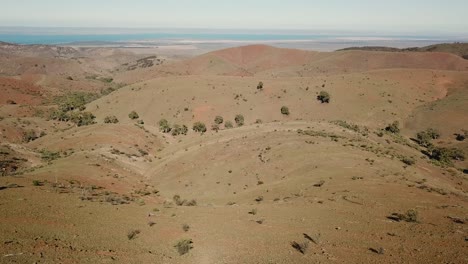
[
  {"x1": 401, "y1": 156, "x2": 415, "y2": 166},
  {"x1": 40, "y1": 149, "x2": 61, "y2": 161},
  {"x1": 214, "y1": 116, "x2": 224, "y2": 124},
  {"x1": 127, "y1": 229, "x2": 140, "y2": 240},
  {"x1": 317, "y1": 91, "x2": 330, "y2": 103},
  {"x1": 128, "y1": 111, "x2": 139, "y2": 120},
  {"x1": 291, "y1": 241, "x2": 308, "y2": 254},
  {"x1": 192, "y1": 122, "x2": 207, "y2": 133},
  {"x1": 416, "y1": 128, "x2": 440, "y2": 147},
  {"x1": 182, "y1": 224, "x2": 190, "y2": 232},
  {"x1": 255, "y1": 119, "x2": 263, "y2": 124},
  {"x1": 225, "y1": 121, "x2": 234, "y2": 129},
  {"x1": 32, "y1": 180, "x2": 42, "y2": 186},
  {"x1": 23, "y1": 130, "x2": 38, "y2": 142},
  {"x1": 257, "y1": 81, "x2": 264, "y2": 90},
  {"x1": 385, "y1": 121, "x2": 400, "y2": 134},
  {"x1": 281, "y1": 106, "x2": 290, "y2": 115},
  {"x1": 159, "y1": 119, "x2": 171, "y2": 133},
  {"x1": 171, "y1": 124, "x2": 188, "y2": 136},
  {"x1": 456, "y1": 133, "x2": 466, "y2": 141},
  {"x1": 211, "y1": 123, "x2": 219, "y2": 132},
  {"x1": 6, "y1": 99, "x2": 17, "y2": 105},
  {"x1": 174, "y1": 239, "x2": 193, "y2": 255},
  {"x1": 69, "y1": 111, "x2": 96, "y2": 126},
  {"x1": 104, "y1": 115, "x2": 119, "y2": 124},
  {"x1": 235, "y1": 114, "x2": 244, "y2": 126}
]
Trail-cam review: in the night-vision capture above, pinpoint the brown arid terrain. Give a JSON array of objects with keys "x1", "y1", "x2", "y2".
[{"x1": 0, "y1": 42, "x2": 467, "y2": 264}]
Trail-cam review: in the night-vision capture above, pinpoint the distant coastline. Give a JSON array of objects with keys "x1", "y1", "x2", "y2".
[{"x1": 1, "y1": 27, "x2": 467, "y2": 51}]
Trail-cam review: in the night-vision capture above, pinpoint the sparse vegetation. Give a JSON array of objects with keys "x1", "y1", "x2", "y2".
[
  {"x1": 128, "y1": 111, "x2": 139, "y2": 120},
  {"x1": 235, "y1": 114, "x2": 244, "y2": 126},
  {"x1": 104, "y1": 115, "x2": 119, "y2": 124},
  {"x1": 317, "y1": 91, "x2": 330, "y2": 103},
  {"x1": 159, "y1": 119, "x2": 171, "y2": 133},
  {"x1": 429, "y1": 147, "x2": 465, "y2": 165},
  {"x1": 401, "y1": 156, "x2": 416, "y2": 166},
  {"x1": 173, "y1": 195, "x2": 197, "y2": 206},
  {"x1": 171, "y1": 124, "x2": 188, "y2": 136},
  {"x1": 281, "y1": 106, "x2": 290, "y2": 115},
  {"x1": 385, "y1": 121, "x2": 400, "y2": 134},
  {"x1": 32, "y1": 180, "x2": 42, "y2": 186},
  {"x1": 193, "y1": 122, "x2": 207, "y2": 133},
  {"x1": 127, "y1": 229, "x2": 140, "y2": 240},
  {"x1": 23, "y1": 129, "x2": 38, "y2": 142},
  {"x1": 257, "y1": 81, "x2": 264, "y2": 90},
  {"x1": 182, "y1": 224, "x2": 190, "y2": 232},
  {"x1": 39, "y1": 149, "x2": 61, "y2": 161},
  {"x1": 214, "y1": 116, "x2": 224, "y2": 124},
  {"x1": 69, "y1": 111, "x2": 96, "y2": 126},
  {"x1": 174, "y1": 239, "x2": 193, "y2": 255},
  {"x1": 225, "y1": 121, "x2": 234, "y2": 129},
  {"x1": 55, "y1": 92, "x2": 98, "y2": 112},
  {"x1": 455, "y1": 130, "x2": 467, "y2": 141},
  {"x1": 416, "y1": 128, "x2": 440, "y2": 147}
]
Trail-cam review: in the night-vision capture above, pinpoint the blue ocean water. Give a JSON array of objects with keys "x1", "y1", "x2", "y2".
[
  {"x1": 0, "y1": 31, "x2": 450, "y2": 45},
  {"x1": 0, "y1": 33, "x2": 330, "y2": 45}
]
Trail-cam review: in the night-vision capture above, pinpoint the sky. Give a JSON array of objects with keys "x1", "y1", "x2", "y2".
[{"x1": 1, "y1": 0, "x2": 468, "y2": 34}]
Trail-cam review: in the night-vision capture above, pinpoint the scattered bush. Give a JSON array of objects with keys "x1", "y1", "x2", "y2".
[
  {"x1": 171, "y1": 124, "x2": 188, "y2": 136},
  {"x1": 40, "y1": 149, "x2": 61, "y2": 161},
  {"x1": 416, "y1": 128, "x2": 440, "y2": 147},
  {"x1": 174, "y1": 239, "x2": 193, "y2": 255},
  {"x1": 257, "y1": 81, "x2": 264, "y2": 90},
  {"x1": 32, "y1": 180, "x2": 42, "y2": 186},
  {"x1": 455, "y1": 130, "x2": 467, "y2": 141},
  {"x1": 192, "y1": 122, "x2": 207, "y2": 133},
  {"x1": 173, "y1": 195, "x2": 197, "y2": 206},
  {"x1": 55, "y1": 92, "x2": 98, "y2": 112},
  {"x1": 281, "y1": 106, "x2": 290, "y2": 115},
  {"x1": 69, "y1": 111, "x2": 96, "y2": 126},
  {"x1": 158, "y1": 119, "x2": 171, "y2": 133},
  {"x1": 456, "y1": 133, "x2": 466, "y2": 141},
  {"x1": 214, "y1": 116, "x2": 224, "y2": 125},
  {"x1": 211, "y1": 123, "x2": 219, "y2": 132},
  {"x1": 182, "y1": 224, "x2": 190, "y2": 232},
  {"x1": 225, "y1": 121, "x2": 234, "y2": 129},
  {"x1": 128, "y1": 111, "x2": 139, "y2": 120},
  {"x1": 235, "y1": 114, "x2": 244, "y2": 126},
  {"x1": 317, "y1": 91, "x2": 330, "y2": 103},
  {"x1": 49, "y1": 109, "x2": 71, "y2": 122},
  {"x1": 401, "y1": 156, "x2": 415, "y2": 166},
  {"x1": 104, "y1": 115, "x2": 119, "y2": 124},
  {"x1": 429, "y1": 147, "x2": 465, "y2": 165},
  {"x1": 23, "y1": 130, "x2": 38, "y2": 142},
  {"x1": 385, "y1": 121, "x2": 400, "y2": 134}
]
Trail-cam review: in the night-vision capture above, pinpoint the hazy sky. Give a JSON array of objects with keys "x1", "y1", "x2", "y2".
[{"x1": 1, "y1": 0, "x2": 467, "y2": 34}]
